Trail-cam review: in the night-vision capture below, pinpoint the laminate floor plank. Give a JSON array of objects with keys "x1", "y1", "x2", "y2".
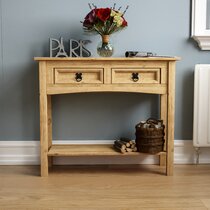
[{"x1": 0, "y1": 165, "x2": 209, "y2": 210}]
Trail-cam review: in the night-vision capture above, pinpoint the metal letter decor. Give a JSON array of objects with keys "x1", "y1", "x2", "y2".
[{"x1": 50, "y1": 37, "x2": 91, "y2": 57}]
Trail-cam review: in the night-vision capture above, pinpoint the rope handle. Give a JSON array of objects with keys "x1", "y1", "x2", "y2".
[
  {"x1": 147, "y1": 118, "x2": 164, "y2": 127},
  {"x1": 146, "y1": 118, "x2": 160, "y2": 125},
  {"x1": 135, "y1": 118, "x2": 164, "y2": 128}
]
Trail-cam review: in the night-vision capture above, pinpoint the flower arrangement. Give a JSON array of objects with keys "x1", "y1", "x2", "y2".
[{"x1": 82, "y1": 3, "x2": 128, "y2": 35}]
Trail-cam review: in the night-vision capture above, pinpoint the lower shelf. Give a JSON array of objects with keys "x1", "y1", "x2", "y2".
[{"x1": 48, "y1": 144, "x2": 166, "y2": 156}]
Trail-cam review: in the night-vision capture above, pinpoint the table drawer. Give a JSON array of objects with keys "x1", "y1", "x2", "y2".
[
  {"x1": 54, "y1": 68, "x2": 104, "y2": 84},
  {"x1": 111, "y1": 68, "x2": 160, "y2": 84}
]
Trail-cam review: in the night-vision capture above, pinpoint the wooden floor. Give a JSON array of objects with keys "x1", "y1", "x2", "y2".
[{"x1": 0, "y1": 165, "x2": 210, "y2": 210}]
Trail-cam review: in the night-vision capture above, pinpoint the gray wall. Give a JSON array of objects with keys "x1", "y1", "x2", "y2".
[{"x1": 0, "y1": 0, "x2": 210, "y2": 141}]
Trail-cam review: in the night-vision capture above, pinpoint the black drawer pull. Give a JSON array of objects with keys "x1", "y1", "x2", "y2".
[
  {"x1": 132, "y1": 72, "x2": 139, "y2": 82},
  {"x1": 75, "y1": 72, "x2": 82, "y2": 82}
]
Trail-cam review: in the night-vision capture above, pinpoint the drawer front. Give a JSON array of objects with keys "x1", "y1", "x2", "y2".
[
  {"x1": 112, "y1": 68, "x2": 160, "y2": 84},
  {"x1": 54, "y1": 68, "x2": 104, "y2": 84}
]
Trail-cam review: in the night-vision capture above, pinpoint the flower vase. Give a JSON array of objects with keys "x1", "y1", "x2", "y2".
[{"x1": 97, "y1": 35, "x2": 114, "y2": 57}]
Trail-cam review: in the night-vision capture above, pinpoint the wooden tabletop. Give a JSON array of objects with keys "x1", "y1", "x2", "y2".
[{"x1": 34, "y1": 56, "x2": 181, "y2": 61}]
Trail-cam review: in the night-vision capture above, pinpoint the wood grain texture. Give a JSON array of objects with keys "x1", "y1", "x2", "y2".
[
  {"x1": 111, "y1": 68, "x2": 160, "y2": 84},
  {"x1": 34, "y1": 57, "x2": 181, "y2": 61},
  {"x1": 39, "y1": 61, "x2": 49, "y2": 177},
  {"x1": 201, "y1": 199, "x2": 210, "y2": 209},
  {"x1": 47, "y1": 95, "x2": 53, "y2": 167},
  {"x1": 0, "y1": 165, "x2": 209, "y2": 210},
  {"x1": 166, "y1": 62, "x2": 176, "y2": 176},
  {"x1": 47, "y1": 84, "x2": 167, "y2": 95},
  {"x1": 159, "y1": 94, "x2": 168, "y2": 166},
  {"x1": 48, "y1": 144, "x2": 165, "y2": 157},
  {"x1": 54, "y1": 68, "x2": 104, "y2": 84},
  {"x1": 36, "y1": 57, "x2": 179, "y2": 176}
]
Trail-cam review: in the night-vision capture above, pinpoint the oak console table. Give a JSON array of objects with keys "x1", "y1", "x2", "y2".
[{"x1": 35, "y1": 57, "x2": 179, "y2": 176}]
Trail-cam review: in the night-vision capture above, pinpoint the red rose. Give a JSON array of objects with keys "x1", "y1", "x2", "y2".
[
  {"x1": 83, "y1": 19, "x2": 93, "y2": 28},
  {"x1": 96, "y1": 8, "x2": 111, "y2": 22},
  {"x1": 84, "y1": 9, "x2": 96, "y2": 24},
  {"x1": 122, "y1": 18, "x2": 128, "y2": 27}
]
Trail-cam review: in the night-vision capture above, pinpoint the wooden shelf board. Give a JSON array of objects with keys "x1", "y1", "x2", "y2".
[
  {"x1": 48, "y1": 144, "x2": 165, "y2": 156},
  {"x1": 34, "y1": 57, "x2": 181, "y2": 61}
]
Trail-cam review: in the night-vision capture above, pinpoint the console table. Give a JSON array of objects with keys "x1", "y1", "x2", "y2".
[{"x1": 34, "y1": 57, "x2": 179, "y2": 176}]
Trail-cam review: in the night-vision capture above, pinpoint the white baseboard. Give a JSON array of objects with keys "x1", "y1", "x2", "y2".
[{"x1": 0, "y1": 140, "x2": 209, "y2": 165}]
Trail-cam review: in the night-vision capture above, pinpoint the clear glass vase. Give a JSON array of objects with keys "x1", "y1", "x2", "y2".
[{"x1": 97, "y1": 35, "x2": 114, "y2": 57}]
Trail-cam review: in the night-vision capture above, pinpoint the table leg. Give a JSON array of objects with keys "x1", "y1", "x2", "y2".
[
  {"x1": 48, "y1": 95, "x2": 53, "y2": 167},
  {"x1": 39, "y1": 62, "x2": 49, "y2": 177},
  {"x1": 166, "y1": 62, "x2": 176, "y2": 176},
  {"x1": 160, "y1": 94, "x2": 167, "y2": 167}
]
